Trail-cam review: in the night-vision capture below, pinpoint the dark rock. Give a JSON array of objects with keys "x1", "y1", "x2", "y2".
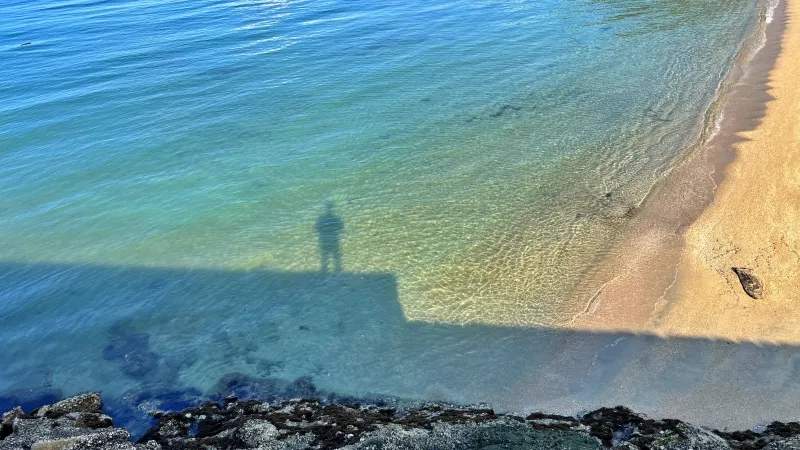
[
  {"x1": 255, "y1": 359, "x2": 284, "y2": 376},
  {"x1": 122, "y1": 388, "x2": 204, "y2": 415},
  {"x1": 70, "y1": 412, "x2": 115, "y2": 429},
  {"x1": 732, "y1": 267, "x2": 764, "y2": 299},
  {"x1": 216, "y1": 373, "x2": 321, "y2": 403},
  {"x1": 286, "y1": 376, "x2": 317, "y2": 398},
  {"x1": 103, "y1": 321, "x2": 160, "y2": 381},
  {"x1": 236, "y1": 419, "x2": 279, "y2": 447},
  {"x1": 216, "y1": 373, "x2": 287, "y2": 401},
  {"x1": 103, "y1": 394, "x2": 148, "y2": 424},
  {"x1": 33, "y1": 392, "x2": 102, "y2": 418},
  {"x1": 103, "y1": 322, "x2": 151, "y2": 362},
  {"x1": 102, "y1": 321, "x2": 186, "y2": 385},
  {"x1": 7, "y1": 394, "x2": 800, "y2": 449},
  {"x1": 490, "y1": 104, "x2": 523, "y2": 118},
  {"x1": 0, "y1": 395, "x2": 154, "y2": 449},
  {"x1": 120, "y1": 350, "x2": 160, "y2": 380},
  {"x1": 578, "y1": 406, "x2": 686, "y2": 448},
  {"x1": 1, "y1": 407, "x2": 25, "y2": 440},
  {"x1": 102, "y1": 388, "x2": 204, "y2": 441}
]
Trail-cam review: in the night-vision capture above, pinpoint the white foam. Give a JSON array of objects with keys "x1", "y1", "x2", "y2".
[
  {"x1": 766, "y1": 0, "x2": 780, "y2": 24},
  {"x1": 707, "y1": 109, "x2": 725, "y2": 142}
]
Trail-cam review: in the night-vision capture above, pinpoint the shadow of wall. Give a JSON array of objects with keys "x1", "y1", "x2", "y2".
[{"x1": 1, "y1": 261, "x2": 800, "y2": 434}]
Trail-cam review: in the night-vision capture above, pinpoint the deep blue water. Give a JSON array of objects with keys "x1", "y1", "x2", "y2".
[{"x1": 0, "y1": 0, "x2": 764, "y2": 431}]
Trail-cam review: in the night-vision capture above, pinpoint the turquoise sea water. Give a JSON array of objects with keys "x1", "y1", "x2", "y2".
[{"x1": 0, "y1": 0, "x2": 764, "y2": 430}]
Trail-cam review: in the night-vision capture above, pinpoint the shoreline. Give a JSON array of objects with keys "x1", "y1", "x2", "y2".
[
  {"x1": 651, "y1": 0, "x2": 800, "y2": 343},
  {"x1": 564, "y1": 0, "x2": 790, "y2": 337}
]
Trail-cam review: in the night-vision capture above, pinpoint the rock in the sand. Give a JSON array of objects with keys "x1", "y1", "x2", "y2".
[{"x1": 732, "y1": 267, "x2": 764, "y2": 299}]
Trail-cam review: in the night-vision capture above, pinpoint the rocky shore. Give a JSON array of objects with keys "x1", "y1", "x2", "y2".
[{"x1": 3, "y1": 393, "x2": 800, "y2": 450}]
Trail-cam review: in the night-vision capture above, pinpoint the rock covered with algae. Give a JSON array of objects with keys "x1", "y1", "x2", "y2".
[
  {"x1": 0, "y1": 393, "x2": 157, "y2": 450},
  {"x1": 4, "y1": 394, "x2": 800, "y2": 449}
]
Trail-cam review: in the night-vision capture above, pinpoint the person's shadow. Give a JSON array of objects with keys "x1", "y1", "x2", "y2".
[{"x1": 315, "y1": 202, "x2": 344, "y2": 273}]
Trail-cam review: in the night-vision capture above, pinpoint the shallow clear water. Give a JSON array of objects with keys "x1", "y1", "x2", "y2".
[{"x1": 0, "y1": 0, "x2": 760, "y2": 429}]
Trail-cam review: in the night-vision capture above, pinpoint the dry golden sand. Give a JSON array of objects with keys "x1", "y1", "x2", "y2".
[{"x1": 653, "y1": 0, "x2": 800, "y2": 343}]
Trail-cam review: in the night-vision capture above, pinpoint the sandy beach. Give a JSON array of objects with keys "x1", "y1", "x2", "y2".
[
  {"x1": 569, "y1": 0, "x2": 800, "y2": 345},
  {"x1": 651, "y1": 0, "x2": 800, "y2": 344}
]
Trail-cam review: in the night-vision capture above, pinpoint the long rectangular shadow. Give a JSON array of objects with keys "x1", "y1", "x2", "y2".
[{"x1": 1, "y1": 261, "x2": 800, "y2": 433}]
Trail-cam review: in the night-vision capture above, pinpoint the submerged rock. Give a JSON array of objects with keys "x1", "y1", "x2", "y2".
[
  {"x1": 732, "y1": 267, "x2": 764, "y2": 299},
  {"x1": 103, "y1": 322, "x2": 160, "y2": 381},
  {"x1": 102, "y1": 320, "x2": 191, "y2": 387},
  {"x1": 489, "y1": 104, "x2": 523, "y2": 118}
]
